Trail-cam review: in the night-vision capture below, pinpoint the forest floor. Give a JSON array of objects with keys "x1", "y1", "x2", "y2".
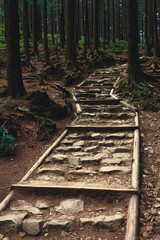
[{"x1": 0, "y1": 49, "x2": 160, "y2": 239}]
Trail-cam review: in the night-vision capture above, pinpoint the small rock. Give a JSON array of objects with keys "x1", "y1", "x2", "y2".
[
  {"x1": 143, "y1": 231, "x2": 149, "y2": 238},
  {"x1": 46, "y1": 216, "x2": 76, "y2": 232},
  {"x1": 3, "y1": 238, "x2": 9, "y2": 240},
  {"x1": 144, "y1": 212, "x2": 150, "y2": 218},
  {"x1": 55, "y1": 199, "x2": 84, "y2": 215},
  {"x1": 150, "y1": 209, "x2": 158, "y2": 215},
  {"x1": 99, "y1": 166, "x2": 131, "y2": 174},
  {"x1": 0, "y1": 234, "x2": 4, "y2": 240},
  {"x1": 22, "y1": 218, "x2": 42, "y2": 236},
  {"x1": 146, "y1": 225, "x2": 153, "y2": 232},
  {"x1": 18, "y1": 232, "x2": 26, "y2": 237},
  {"x1": 156, "y1": 158, "x2": 160, "y2": 163},
  {"x1": 0, "y1": 212, "x2": 28, "y2": 233},
  {"x1": 143, "y1": 169, "x2": 150, "y2": 175}
]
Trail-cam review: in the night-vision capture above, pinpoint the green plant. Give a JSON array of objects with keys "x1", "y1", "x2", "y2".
[{"x1": 0, "y1": 126, "x2": 17, "y2": 155}]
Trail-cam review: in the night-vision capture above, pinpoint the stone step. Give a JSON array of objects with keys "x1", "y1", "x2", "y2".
[{"x1": 0, "y1": 191, "x2": 128, "y2": 238}]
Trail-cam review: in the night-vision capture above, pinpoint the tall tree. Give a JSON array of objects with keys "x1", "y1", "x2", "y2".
[
  {"x1": 153, "y1": 0, "x2": 159, "y2": 57},
  {"x1": 22, "y1": 0, "x2": 30, "y2": 66},
  {"x1": 32, "y1": 0, "x2": 38, "y2": 56},
  {"x1": 128, "y1": 0, "x2": 142, "y2": 89},
  {"x1": 5, "y1": 0, "x2": 26, "y2": 97},
  {"x1": 60, "y1": 0, "x2": 65, "y2": 48},
  {"x1": 93, "y1": 0, "x2": 99, "y2": 51},
  {"x1": 66, "y1": 0, "x2": 77, "y2": 65},
  {"x1": 43, "y1": 0, "x2": 49, "y2": 62},
  {"x1": 107, "y1": 0, "x2": 110, "y2": 44}
]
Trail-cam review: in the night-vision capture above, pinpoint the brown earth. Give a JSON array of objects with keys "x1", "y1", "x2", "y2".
[{"x1": 0, "y1": 49, "x2": 160, "y2": 240}]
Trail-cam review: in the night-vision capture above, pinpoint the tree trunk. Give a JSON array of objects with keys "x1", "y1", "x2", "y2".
[
  {"x1": 66, "y1": 0, "x2": 77, "y2": 65},
  {"x1": 43, "y1": 0, "x2": 49, "y2": 62},
  {"x1": 5, "y1": 0, "x2": 26, "y2": 97},
  {"x1": 107, "y1": 0, "x2": 110, "y2": 44},
  {"x1": 128, "y1": 0, "x2": 141, "y2": 90},
  {"x1": 32, "y1": 0, "x2": 38, "y2": 56},
  {"x1": 102, "y1": 0, "x2": 106, "y2": 50},
  {"x1": 111, "y1": 0, "x2": 115, "y2": 42},
  {"x1": 145, "y1": 0, "x2": 150, "y2": 55},
  {"x1": 153, "y1": 0, "x2": 159, "y2": 57},
  {"x1": 84, "y1": 0, "x2": 89, "y2": 57},
  {"x1": 93, "y1": 0, "x2": 99, "y2": 51},
  {"x1": 60, "y1": 0, "x2": 65, "y2": 48},
  {"x1": 22, "y1": 0, "x2": 30, "y2": 66},
  {"x1": 50, "y1": 6, "x2": 55, "y2": 45}
]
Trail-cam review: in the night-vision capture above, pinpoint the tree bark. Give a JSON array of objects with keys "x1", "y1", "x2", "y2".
[
  {"x1": 93, "y1": 0, "x2": 99, "y2": 51},
  {"x1": 22, "y1": 0, "x2": 30, "y2": 66},
  {"x1": 107, "y1": 0, "x2": 110, "y2": 44},
  {"x1": 66, "y1": 0, "x2": 77, "y2": 65},
  {"x1": 153, "y1": 0, "x2": 159, "y2": 57},
  {"x1": 32, "y1": 0, "x2": 38, "y2": 56},
  {"x1": 60, "y1": 0, "x2": 65, "y2": 48},
  {"x1": 43, "y1": 0, "x2": 49, "y2": 62},
  {"x1": 5, "y1": 0, "x2": 26, "y2": 97},
  {"x1": 128, "y1": 0, "x2": 141, "y2": 90}
]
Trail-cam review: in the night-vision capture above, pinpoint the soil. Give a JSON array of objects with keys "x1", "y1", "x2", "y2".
[{"x1": 0, "y1": 48, "x2": 160, "y2": 239}]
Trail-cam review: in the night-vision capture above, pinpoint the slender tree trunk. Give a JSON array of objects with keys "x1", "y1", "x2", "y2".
[
  {"x1": 102, "y1": 0, "x2": 106, "y2": 50},
  {"x1": 51, "y1": 6, "x2": 55, "y2": 45},
  {"x1": 22, "y1": 0, "x2": 30, "y2": 66},
  {"x1": 111, "y1": 0, "x2": 115, "y2": 42},
  {"x1": 145, "y1": 0, "x2": 150, "y2": 55},
  {"x1": 32, "y1": 0, "x2": 38, "y2": 56},
  {"x1": 93, "y1": 0, "x2": 99, "y2": 51},
  {"x1": 84, "y1": 0, "x2": 89, "y2": 57},
  {"x1": 107, "y1": 0, "x2": 110, "y2": 44},
  {"x1": 43, "y1": 0, "x2": 49, "y2": 62},
  {"x1": 128, "y1": 0, "x2": 141, "y2": 89},
  {"x1": 60, "y1": 0, "x2": 65, "y2": 48},
  {"x1": 5, "y1": 0, "x2": 26, "y2": 97},
  {"x1": 66, "y1": 0, "x2": 77, "y2": 64},
  {"x1": 153, "y1": 0, "x2": 159, "y2": 57}
]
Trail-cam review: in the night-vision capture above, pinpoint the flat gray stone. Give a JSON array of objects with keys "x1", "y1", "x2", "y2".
[
  {"x1": 0, "y1": 212, "x2": 28, "y2": 233},
  {"x1": 99, "y1": 166, "x2": 131, "y2": 174},
  {"x1": 55, "y1": 199, "x2": 84, "y2": 215},
  {"x1": 73, "y1": 152, "x2": 87, "y2": 157},
  {"x1": 45, "y1": 154, "x2": 68, "y2": 163},
  {"x1": 69, "y1": 169, "x2": 97, "y2": 175},
  {"x1": 112, "y1": 147, "x2": 130, "y2": 153},
  {"x1": 22, "y1": 218, "x2": 42, "y2": 236},
  {"x1": 73, "y1": 141, "x2": 85, "y2": 147},
  {"x1": 80, "y1": 156, "x2": 100, "y2": 164},
  {"x1": 80, "y1": 214, "x2": 124, "y2": 228},
  {"x1": 91, "y1": 133, "x2": 103, "y2": 140},
  {"x1": 56, "y1": 146, "x2": 82, "y2": 152},
  {"x1": 105, "y1": 133, "x2": 125, "y2": 140},
  {"x1": 113, "y1": 153, "x2": 131, "y2": 159},
  {"x1": 46, "y1": 216, "x2": 76, "y2": 232},
  {"x1": 84, "y1": 145, "x2": 99, "y2": 152},
  {"x1": 10, "y1": 200, "x2": 42, "y2": 215},
  {"x1": 35, "y1": 200, "x2": 49, "y2": 209},
  {"x1": 68, "y1": 157, "x2": 80, "y2": 165},
  {"x1": 37, "y1": 167, "x2": 65, "y2": 176},
  {"x1": 101, "y1": 158, "x2": 122, "y2": 165}
]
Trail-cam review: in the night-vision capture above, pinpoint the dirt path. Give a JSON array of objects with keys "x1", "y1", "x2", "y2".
[{"x1": 0, "y1": 64, "x2": 144, "y2": 240}]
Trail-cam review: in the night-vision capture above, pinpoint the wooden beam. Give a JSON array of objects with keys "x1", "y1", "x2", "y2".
[
  {"x1": 125, "y1": 194, "x2": 139, "y2": 240},
  {"x1": 67, "y1": 125, "x2": 138, "y2": 132},
  {"x1": 76, "y1": 99, "x2": 120, "y2": 105},
  {"x1": 11, "y1": 182, "x2": 139, "y2": 194}
]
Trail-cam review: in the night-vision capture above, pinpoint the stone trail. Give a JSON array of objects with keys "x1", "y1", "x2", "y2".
[{"x1": 0, "y1": 64, "x2": 140, "y2": 240}]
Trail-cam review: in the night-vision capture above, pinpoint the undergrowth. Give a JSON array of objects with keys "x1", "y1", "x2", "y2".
[{"x1": 0, "y1": 126, "x2": 17, "y2": 156}]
